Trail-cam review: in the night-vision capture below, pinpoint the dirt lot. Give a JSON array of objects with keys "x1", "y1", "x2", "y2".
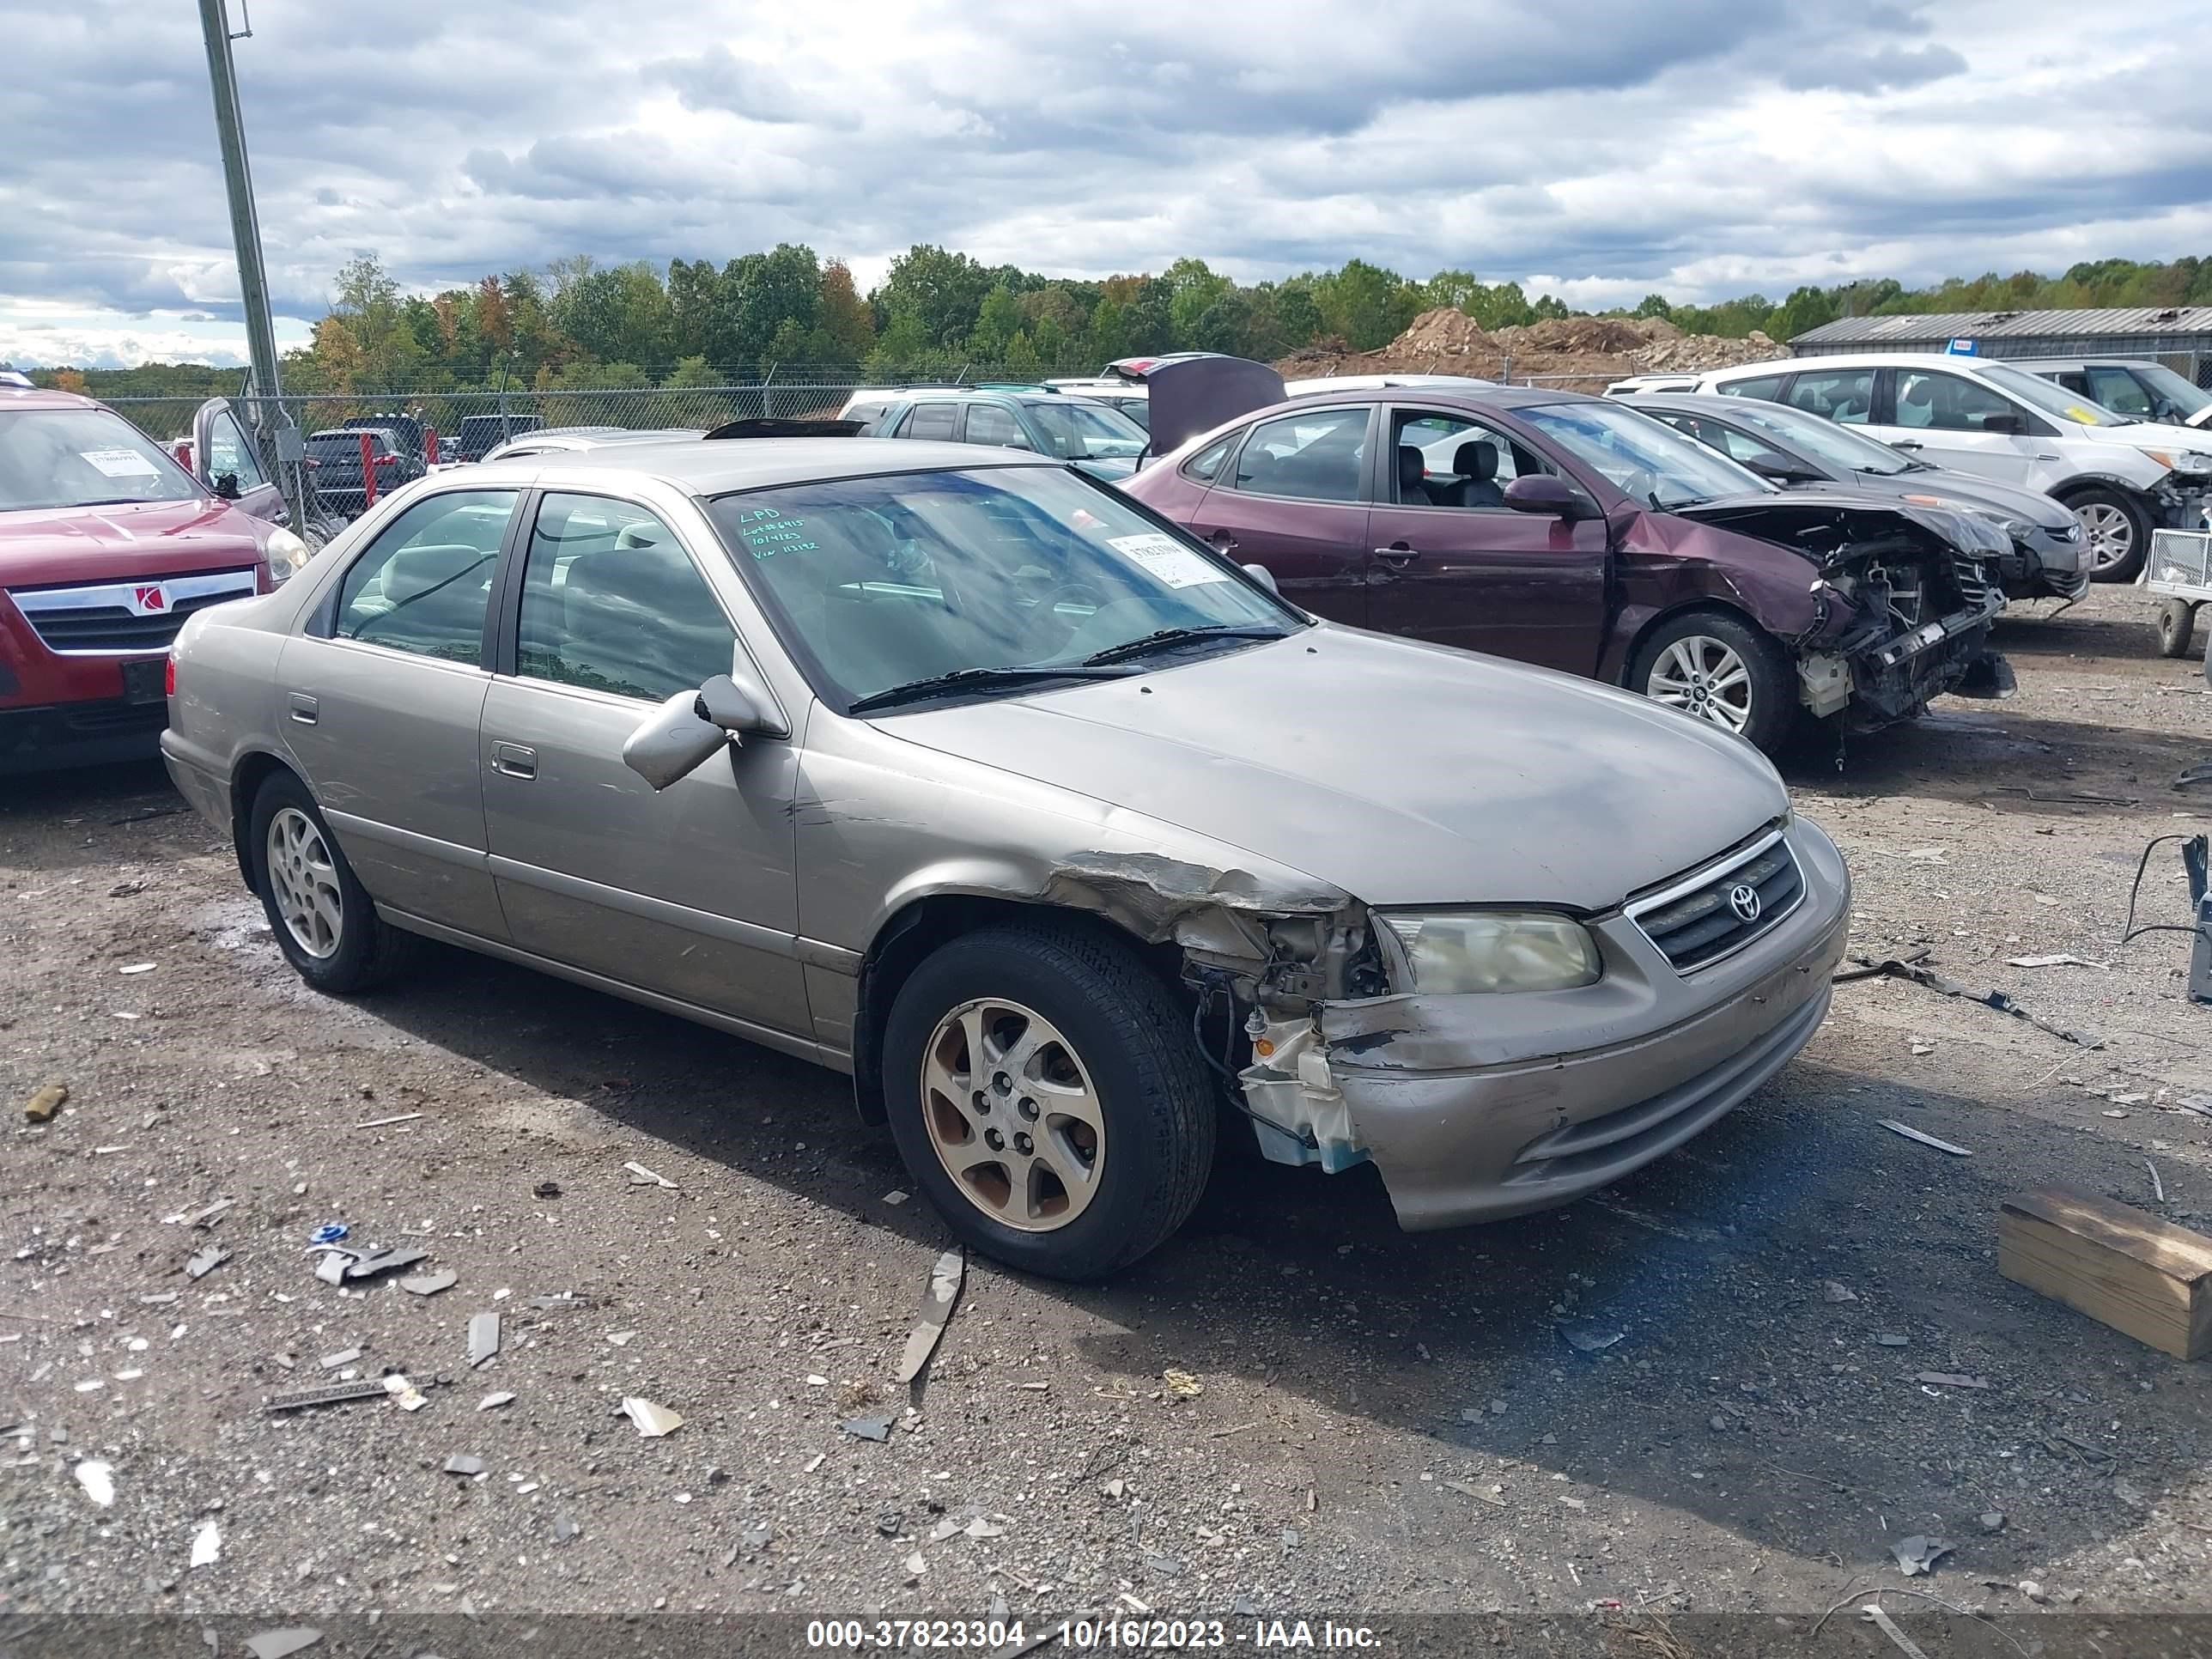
[{"x1": 4, "y1": 585, "x2": 2212, "y2": 1649}]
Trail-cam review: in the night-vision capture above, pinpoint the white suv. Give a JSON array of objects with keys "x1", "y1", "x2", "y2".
[{"x1": 1698, "y1": 352, "x2": 2212, "y2": 579}]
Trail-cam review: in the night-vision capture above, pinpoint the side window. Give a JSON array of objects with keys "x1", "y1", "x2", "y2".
[
  {"x1": 516, "y1": 493, "x2": 737, "y2": 702},
  {"x1": 962, "y1": 404, "x2": 1030, "y2": 449},
  {"x1": 1716, "y1": 373, "x2": 1788, "y2": 402},
  {"x1": 332, "y1": 490, "x2": 514, "y2": 662},
  {"x1": 1893, "y1": 370, "x2": 2020, "y2": 433},
  {"x1": 1182, "y1": 435, "x2": 1234, "y2": 483},
  {"x1": 1388, "y1": 410, "x2": 1541, "y2": 508},
  {"x1": 2085, "y1": 367, "x2": 2152, "y2": 417},
  {"x1": 204, "y1": 410, "x2": 266, "y2": 489},
  {"x1": 1782, "y1": 368, "x2": 1875, "y2": 425},
  {"x1": 1230, "y1": 408, "x2": 1367, "y2": 502},
  {"x1": 906, "y1": 404, "x2": 960, "y2": 441}
]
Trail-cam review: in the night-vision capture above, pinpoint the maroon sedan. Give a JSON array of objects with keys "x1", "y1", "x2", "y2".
[{"x1": 1121, "y1": 366, "x2": 2011, "y2": 754}]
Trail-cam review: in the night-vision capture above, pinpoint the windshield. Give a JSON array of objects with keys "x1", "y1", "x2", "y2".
[
  {"x1": 1516, "y1": 400, "x2": 1769, "y2": 508},
  {"x1": 1976, "y1": 363, "x2": 2131, "y2": 427},
  {"x1": 1026, "y1": 399, "x2": 1148, "y2": 460},
  {"x1": 308, "y1": 432, "x2": 386, "y2": 459},
  {"x1": 705, "y1": 466, "x2": 1301, "y2": 711},
  {"x1": 1720, "y1": 399, "x2": 1917, "y2": 475},
  {"x1": 2128, "y1": 363, "x2": 2212, "y2": 420},
  {"x1": 0, "y1": 407, "x2": 203, "y2": 511}
]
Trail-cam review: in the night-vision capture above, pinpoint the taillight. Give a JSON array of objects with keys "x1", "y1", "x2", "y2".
[{"x1": 164, "y1": 653, "x2": 176, "y2": 697}]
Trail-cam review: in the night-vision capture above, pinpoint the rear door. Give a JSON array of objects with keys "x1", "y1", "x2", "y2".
[
  {"x1": 191, "y1": 399, "x2": 284, "y2": 523},
  {"x1": 1362, "y1": 406, "x2": 1608, "y2": 673},
  {"x1": 276, "y1": 487, "x2": 520, "y2": 939},
  {"x1": 1184, "y1": 404, "x2": 1373, "y2": 624},
  {"x1": 477, "y1": 489, "x2": 809, "y2": 1036}
]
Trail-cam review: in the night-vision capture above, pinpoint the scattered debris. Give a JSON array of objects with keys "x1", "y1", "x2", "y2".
[
  {"x1": 1875, "y1": 1334, "x2": 1910, "y2": 1347},
  {"x1": 1822, "y1": 1281, "x2": 1859, "y2": 1304},
  {"x1": 842, "y1": 1414, "x2": 894, "y2": 1443},
  {"x1": 308, "y1": 1224, "x2": 349, "y2": 1246},
  {"x1": 317, "y1": 1347, "x2": 363, "y2": 1371},
  {"x1": 353, "y1": 1112, "x2": 424, "y2": 1130},
  {"x1": 383, "y1": 1374, "x2": 428, "y2": 1412},
  {"x1": 605, "y1": 1331, "x2": 637, "y2": 1348},
  {"x1": 478, "y1": 1391, "x2": 515, "y2": 1411},
  {"x1": 1892, "y1": 1534, "x2": 1953, "y2": 1577},
  {"x1": 1162, "y1": 1368, "x2": 1205, "y2": 1400},
  {"x1": 1861, "y1": 1602, "x2": 1932, "y2": 1659},
  {"x1": 623, "y1": 1161, "x2": 676, "y2": 1188},
  {"x1": 1912, "y1": 1372, "x2": 1990, "y2": 1390},
  {"x1": 905, "y1": 1551, "x2": 927, "y2": 1577},
  {"x1": 884, "y1": 1189, "x2": 909, "y2": 1206},
  {"x1": 190, "y1": 1519, "x2": 221, "y2": 1569},
  {"x1": 2007, "y1": 953, "x2": 2108, "y2": 970},
  {"x1": 74, "y1": 1459, "x2": 114, "y2": 1507},
  {"x1": 23, "y1": 1082, "x2": 66, "y2": 1123},
  {"x1": 533, "y1": 1181, "x2": 562, "y2": 1199},
  {"x1": 802, "y1": 1453, "x2": 825, "y2": 1474},
  {"x1": 1559, "y1": 1322, "x2": 1625, "y2": 1353},
  {"x1": 119, "y1": 963, "x2": 155, "y2": 975},
  {"x1": 896, "y1": 1249, "x2": 965, "y2": 1387},
  {"x1": 185, "y1": 1247, "x2": 228, "y2": 1279},
  {"x1": 241, "y1": 1632, "x2": 322, "y2": 1659},
  {"x1": 1838, "y1": 955, "x2": 2101, "y2": 1048},
  {"x1": 1877, "y1": 1119, "x2": 1972, "y2": 1158},
  {"x1": 466, "y1": 1313, "x2": 500, "y2": 1368},
  {"x1": 265, "y1": 1380, "x2": 390, "y2": 1413},
  {"x1": 621, "y1": 1397, "x2": 684, "y2": 1438},
  {"x1": 399, "y1": 1271, "x2": 458, "y2": 1296},
  {"x1": 2148, "y1": 1159, "x2": 2166, "y2": 1203},
  {"x1": 1443, "y1": 1479, "x2": 1505, "y2": 1508},
  {"x1": 554, "y1": 1514, "x2": 580, "y2": 1544},
  {"x1": 339, "y1": 1246, "x2": 428, "y2": 1281},
  {"x1": 2001, "y1": 1187, "x2": 2212, "y2": 1358},
  {"x1": 443, "y1": 1454, "x2": 485, "y2": 1476},
  {"x1": 1980, "y1": 1511, "x2": 2006, "y2": 1533}
]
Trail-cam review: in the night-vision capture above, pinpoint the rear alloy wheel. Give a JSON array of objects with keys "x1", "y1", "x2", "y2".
[
  {"x1": 1630, "y1": 611, "x2": 1794, "y2": 754},
  {"x1": 266, "y1": 806, "x2": 343, "y2": 960},
  {"x1": 882, "y1": 925, "x2": 1214, "y2": 1280},
  {"x1": 2068, "y1": 486, "x2": 2146, "y2": 581}
]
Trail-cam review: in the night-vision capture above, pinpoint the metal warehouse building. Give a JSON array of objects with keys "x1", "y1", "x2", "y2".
[{"x1": 1790, "y1": 307, "x2": 2212, "y2": 386}]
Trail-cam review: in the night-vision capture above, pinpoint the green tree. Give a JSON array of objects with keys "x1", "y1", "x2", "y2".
[
  {"x1": 814, "y1": 260, "x2": 875, "y2": 362},
  {"x1": 967, "y1": 283, "x2": 1024, "y2": 359},
  {"x1": 874, "y1": 244, "x2": 993, "y2": 347},
  {"x1": 1632, "y1": 293, "x2": 1674, "y2": 319},
  {"x1": 1313, "y1": 259, "x2": 1419, "y2": 350},
  {"x1": 660, "y1": 355, "x2": 720, "y2": 388}
]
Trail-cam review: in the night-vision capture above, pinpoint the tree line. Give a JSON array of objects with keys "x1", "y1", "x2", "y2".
[{"x1": 35, "y1": 249, "x2": 2212, "y2": 400}]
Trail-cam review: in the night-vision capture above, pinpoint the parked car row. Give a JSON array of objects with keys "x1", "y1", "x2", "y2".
[{"x1": 159, "y1": 426, "x2": 1853, "y2": 1279}]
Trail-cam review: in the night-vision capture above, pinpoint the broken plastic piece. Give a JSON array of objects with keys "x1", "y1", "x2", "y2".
[
  {"x1": 241, "y1": 1632, "x2": 322, "y2": 1659},
  {"x1": 185, "y1": 1246, "x2": 228, "y2": 1279},
  {"x1": 1891, "y1": 1534, "x2": 1953, "y2": 1577},
  {"x1": 191, "y1": 1519, "x2": 220, "y2": 1569},
  {"x1": 74, "y1": 1458, "x2": 114, "y2": 1507},
  {"x1": 621, "y1": 1396, "x2": 683, "y2": 1437},
  {"x1": 1558, "y1": 1323, "x2": 1624, "y2": 1354},
  {"x1": 443, "y1": 1454, "x2": 485, "y2": 1476},
  {"x1": 2008, "y1": 953, "x2": 2107, "y2": 969},
  {"x1": 478, "y1": 1391, "x2": 515, "y2": 1411},
  {"x1": 466, "y1": 1313, "x2": 500, "y2": 1368},
  {"x1": 842, "y1": 1414, "x2": 893, "y2": 1442},
  {"x1": 265, "y1": 1380, "x2": 389, "y2": 1412},
  {"x1": 317, "y1": 1347, "x2": 362, "y2": 1370},
  {"x1": 896, "y1": 1249, "x2": 964, "y2": 1384},
  {"x1": 623, "y1": 1160, "x2": 676, "y2": 1188},
  {"x1": 399, "y1": 1271, "x2": 457, "y2": 1297},
  {"x1": 309, "y1": 1224, "x2": 349, "y2": 1245},
  {"x1": 1877, "y1": 1119, "x2": 1972, "y2": 1157},
  {"x1": 1913, "y1": 1371, "x2": 1990, "y2": 1389},
  {"x1": 383, "y1": 1374, "x2": 428, "y2": 1412},
  {"x1": 343, "y1": 1247, "x2": 428, "y2": 1280},
  {"x1": 24, "y1": 1082, "x2": 66, "y2": 1123}
]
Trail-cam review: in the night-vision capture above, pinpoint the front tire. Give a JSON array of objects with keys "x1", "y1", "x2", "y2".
[
  {"x1": 1629, "y1": 610, "x2": 1795, "y2": 755},
  {"x1": 247, "y1": 772, "x2": 416, "y2": 994},
  {"x1": 2066, "y1": 485, "x2": 2148, "y2": 581},
  {"x1": 881, "y1": 924, "x2": 1215, "y2": 1280}
]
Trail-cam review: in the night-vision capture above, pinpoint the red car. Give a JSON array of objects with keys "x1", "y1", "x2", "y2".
[
  {"x1": 0, "y1": 386, "x2": 311, "y2": 772},
  {"x1": 1121, "y1": 361, "x2": 2011, "y2": 754}
]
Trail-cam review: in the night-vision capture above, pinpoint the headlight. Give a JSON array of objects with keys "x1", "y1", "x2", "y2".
[
  {"x1": 1381, "y1": 911, "x2": 1601, "y2": 994},
  {"x1": 2179, "y1": 452, "x2": 2212, "y2": 477},
  {"x1": 264, "y1": 526, "x2": 311, "y2": 582}
]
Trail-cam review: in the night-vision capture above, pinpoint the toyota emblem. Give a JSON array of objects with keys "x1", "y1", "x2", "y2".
[{"x1": 1729, "y1": 883, "x2": 1762, "y2": 923}]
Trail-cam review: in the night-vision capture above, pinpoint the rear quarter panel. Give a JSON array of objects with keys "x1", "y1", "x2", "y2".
[{"x1": 164, "y1": 586, "x2": 313, "y2": 820}]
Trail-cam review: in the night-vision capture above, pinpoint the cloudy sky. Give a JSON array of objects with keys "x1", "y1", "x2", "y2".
[{"x1": 3, "y1": 0, "x2": 2207, "y2": 367}]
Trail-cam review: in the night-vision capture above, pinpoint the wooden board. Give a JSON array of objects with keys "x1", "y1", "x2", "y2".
[{"x1": 1999, "y1": 1188, "x2": 2212, "y2": 1359}]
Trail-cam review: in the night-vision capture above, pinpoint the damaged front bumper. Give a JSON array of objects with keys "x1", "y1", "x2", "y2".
[
  {"x1": 1274, "y1": 817, "x2": 1850, "y2": 1231},
  {"x1": 1799, "y1": 562, "x2": 2011, "y2": 726}
]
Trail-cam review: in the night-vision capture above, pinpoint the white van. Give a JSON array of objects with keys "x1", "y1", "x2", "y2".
[{"x1": 1698, "y1": 352, "x2": 2212, "y2": 579}]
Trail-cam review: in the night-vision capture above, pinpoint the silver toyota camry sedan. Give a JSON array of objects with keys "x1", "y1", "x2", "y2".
[{"x1": 162, "y1": 436, "x2": 1850, "y2": 1279}]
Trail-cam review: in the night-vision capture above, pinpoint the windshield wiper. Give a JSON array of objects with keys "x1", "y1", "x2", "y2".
[
  {"x1": 1081, "y1": 623, "x2": 1292, "y2": 666},
  {"x1": 846, "y1": 664, "x2": 1133, "y2": 714}
]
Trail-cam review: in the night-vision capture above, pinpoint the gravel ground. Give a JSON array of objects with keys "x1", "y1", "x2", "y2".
[{"x1": 4, "y1": 584, "x2": 2212, "y2": 1645}]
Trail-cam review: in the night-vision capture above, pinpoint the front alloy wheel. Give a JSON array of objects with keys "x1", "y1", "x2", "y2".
[
  {"x1": 1645, "y1": 635, "x2": 1753, "y2": 734},
  {"x1": 2078, "y1": 501, "x2": 2134, "y2": 574},
  {"x1": 921, "y1": 998, "x2": 1106, "y2": 1231},
  {"x1": 266, "y1": 805, "x2": 343, "y2": 958}
]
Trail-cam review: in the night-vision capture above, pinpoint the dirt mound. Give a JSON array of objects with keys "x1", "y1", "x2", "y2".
[{"x1": 1274, "y1": 307, "x2": 1784, "y2": 387}]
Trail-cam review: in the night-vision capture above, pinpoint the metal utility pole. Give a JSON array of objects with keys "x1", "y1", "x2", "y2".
[{"x1": 197, "y1": 0, "x2": 307, "y2": 531}]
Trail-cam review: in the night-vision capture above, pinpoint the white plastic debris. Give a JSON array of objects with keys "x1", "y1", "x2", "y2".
[
  {"x1": 191, "y1": 1518, "x2": 221, "y2": 1569},
  {"x1": 74, "y1": 1459, "x2": 115, "y2": 1506},
  {"x1": 478, "y1": 1391, "x2": 515, "y2": 1412},
  {"x1": 621, "y1": 1396, "x2": 683, "y2": 1437},
  {"x1": 623, "y1": 1161, "x2": 676, "y2": 1188}
]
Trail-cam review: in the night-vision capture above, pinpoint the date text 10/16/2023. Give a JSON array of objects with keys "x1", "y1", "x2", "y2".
[{"x1": 805, "y1": 1618, "x2": 1382, "y2": 1650}]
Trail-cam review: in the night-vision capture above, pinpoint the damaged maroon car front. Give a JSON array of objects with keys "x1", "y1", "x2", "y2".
[{"x1": 1123, "y1": 364, "x2": 2011, "y2": 754}]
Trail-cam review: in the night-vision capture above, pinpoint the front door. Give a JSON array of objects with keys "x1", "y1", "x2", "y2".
[
  {"x1": 276, "y1": 487, "x2": 519, "y2": 939},
  {"x1": 479, "y1": 490, "x2": 810, "y2": 1037},
  {"x1": 1185, "y1": 404, "x2": 1373, "y2": 624},
  {"x1": 192, "y1": 398, "x2": 285, "y2": 523},
  {"x1": 1867, "y1": 367, "x2": 2040, "y2": 486},
  {"x1": 1362, "y1": 407, "x2": 1609, "y2": 673}
]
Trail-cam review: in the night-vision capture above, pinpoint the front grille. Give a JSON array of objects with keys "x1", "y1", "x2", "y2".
[
  {"x1": 1951, "y1": 554, "x2": 1996, "y2": 612},
  {"x1": 8, "y1": 568, "x2": 256, "y2": 656},
  {"x1": 1628, "y1": 831, "x2": 1803, "y2": 973}
]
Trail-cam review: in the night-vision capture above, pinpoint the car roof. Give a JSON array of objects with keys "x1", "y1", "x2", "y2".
[
  {"x1": 0, "y1": 386, "x2": 100, "y2": 412},
  {"x1": 1708, "y1": 351, "x2": 2016, "y2": 379},
  {"x1": 2006, "y1": 356, "x2": 2148, "y2": 371},
  {"x1": 308, "y1": 425, "x2": 395, "y2": 439},
  {"x1": 1270, "y1": 382, "x2": 1601, "y2": 412},
  {"x1": 465, "y1": 435, "x2": 1046, "y2": 495},
  {"x1": 1626, "y1": 392, "x2": 1790, "y2": 418}
]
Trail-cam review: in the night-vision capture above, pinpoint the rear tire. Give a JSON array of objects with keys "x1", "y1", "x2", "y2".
[
  {"x1": 881, "y1": 924, "x2": 1215, "y2": 1280},
  {"x1": 2065, "y1": 485, "x2": 2147, "y2": 581},
  {"x1": 247, "y1": 772, "x2": 416, "y2": 994},
  {"x1": 1628, "y1": 610, "x2": 1796, "y2": 756},
  {"x1": 2158, "y1": 599, "x2": 2198, "y2": 659}
]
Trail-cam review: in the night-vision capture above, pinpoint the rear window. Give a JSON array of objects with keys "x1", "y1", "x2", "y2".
[
  {"x1": 0, "y1": 407, "x2": 201, "y2": 511},
  {"x1": 1715, "y1": 373, "x2": 1788, "y2": 402},
  {"x1": 906, "y1": 404, "x2": 960, "y2": 441},
  {"x1": 309, "y1": 432, "x2": 390, "y2": 456}
]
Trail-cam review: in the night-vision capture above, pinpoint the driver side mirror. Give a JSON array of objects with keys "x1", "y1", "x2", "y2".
[
  {"x1": 622, "y1": 673, "x2": 782, "y2": 792},
  {"x1": 1978, "y1": 413, "x2": 2025, "y2": 436},
  {"x1": 1503, "y1": 475, "x2": 1601, "y2": 521},
  {"x1": 1241, "y1": 562, "x2": 1279, "y2": 596}
]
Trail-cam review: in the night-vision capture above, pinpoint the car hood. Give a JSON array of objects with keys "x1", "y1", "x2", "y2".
[
  {"x1": 0, "y1": 497, "x2": 270, "y2": 587},
  {"x1": 1846, "y1": 469, "x2": 2077, "y2": 532},
  {"x1": 1674, "y1": 488, "x2": 2010, "y2": 561},
  {"x1": 2081, "y1": 420, "x2": 2212, "y2": 471},
  {"x1": 874, "y1": 626, "x2": 1786, "y2": 911}
]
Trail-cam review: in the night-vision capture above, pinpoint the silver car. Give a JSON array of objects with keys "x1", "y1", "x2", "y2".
[{"x1": 161, "y1": 438, "x2": 1852, "y2": 1279}]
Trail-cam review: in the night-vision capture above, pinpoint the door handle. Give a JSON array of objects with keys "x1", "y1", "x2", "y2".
[
  {"x1": 490, "y1": 741, "x2": 537, "y2": 780},
  {"x1": 2033, "y1": 453, "x2": 2062, "y2": 462},
  {"x1": 1890, "y1": 441, "x2": 1923, "y2": 452},
  {"x1": 1206, "y1": 530, "x2": 1239, "y2": 552},
  {"x1": 1372, "y1": 543, "x2": 1422, "y2": 568},
  {"x1": 287, "y1": 693, "x2": 318, "y2": 725}
]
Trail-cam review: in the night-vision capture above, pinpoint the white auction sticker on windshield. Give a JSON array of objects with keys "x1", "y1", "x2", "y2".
[
  {"x1": 80, "y1": 447, "x2": 161, "y2": 478},
  {"x1": 1106, "y1": 532, "x2": 1231, "y2": 589}
]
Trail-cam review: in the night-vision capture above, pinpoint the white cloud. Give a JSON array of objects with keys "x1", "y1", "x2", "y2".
[{"x1": 0, "y1": 0, "x2": 2205, "y2": 367}]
